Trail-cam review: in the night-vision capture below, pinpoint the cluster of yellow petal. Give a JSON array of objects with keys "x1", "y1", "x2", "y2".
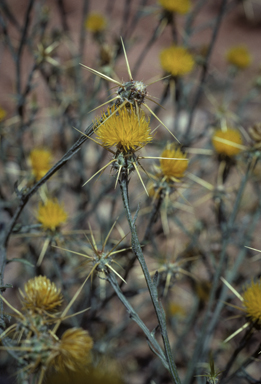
[
  {"x1": 20, "y1": 275, "x2": 63, "y2": 313},
  {"x1": 29, "y1": 148, "x2": 52, "y2": 181},
  {"x1": 160, "y1": 46, "x2": 194, "y2": 77},
  {"x1": 0, "y1": 106, "x2": 7, "y2": 121},
  {"x1": 85, "y1": 12, "x2": 106, "y2": 33},
  {"x1": 160, "y1": 144, "x2": 188, "y2": 180},
  {"x1": 53, "y1": 328, "x2": 93, "y2": 372},
  {"x1": 37, "y1": 199, "x2": 68, "y2": 231},
  {"x1": 212, "y1": 128, "x2": 243, "y2": 157},
  {"x1": 242, "y1": 279, "x2": 261, "y2": 323},
  {"x1": 159, "y1": 0, "x2": 191, "y2": 14},
  {"x1": 226, "y1": 45, "x2": 252, "y2": 69},
  {"x1": 96, "y1": 106, "x2": 152, "y2": 152}
]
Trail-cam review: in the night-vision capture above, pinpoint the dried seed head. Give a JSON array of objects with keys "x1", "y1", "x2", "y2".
[
  {"x1": 20, "y1": 275, "x2": 63, "y2": 314},
  {"x1": 52, "y1": 328, "x2": 93, "y2": 372},
  {"x1": 117, "y1": 80, "x2": 147, "y2": 107}
]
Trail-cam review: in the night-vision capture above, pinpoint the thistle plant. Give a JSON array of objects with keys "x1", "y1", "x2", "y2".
[{"x1": 1, "y1": 1, "x2": 261, "y2": 384}]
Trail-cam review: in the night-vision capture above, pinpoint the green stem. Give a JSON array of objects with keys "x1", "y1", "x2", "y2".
[{"x1": 119, "y1": 173, "x2": 181, "y2": 384}]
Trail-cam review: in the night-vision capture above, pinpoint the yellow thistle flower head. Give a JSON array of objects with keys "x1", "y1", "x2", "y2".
[
  {"x1": 242, "y1": 279, "x2": 261, "y2": 324},
  {"x1": 20, "y1": 275, "x2": 63, "y2": 314},
  {"x1": 37, "y1": 199, "x2": 68, "y2": 231},
  {"x1": 160, "y1": 144, "x2": 188, "y2": 180},
  {"x1": 29, "y1": 148, "x2": 52, "y2": 181},
  {"x1": 212, "y1": 128, "x2": 243, "y2": 157},
  {"x1": 226, "y1": 45, "x2": 252, "y2": 69},
  {"x1": 159, "y1": 0, "x2": 191, "y2": 14},
  {"x1": 96, "y1": 105, "x2": 152, "y2": 152},
  {"x1": 53, "y1": 328, "x2": 93, "y2": 372},
  {"x1": 0, "y1": 106, "x2": 7, "y2": 121},
  {"x1": 160, "y1": 45, "x2": 195, "y2": 77},
  {"x1": 85, "y1": 12, "x2": 106, "y2": 33}
]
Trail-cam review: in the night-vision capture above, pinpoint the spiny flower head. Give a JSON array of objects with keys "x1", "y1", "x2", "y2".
[
  {"x1": 0, "y1": 106, "x2": 7, "y2": 121},
  {"x1": 226, "y1": 45, "x2": 252, "y2": 69},
  {"x1": 160, "y1": 144, "x2": 188, "y2": 180},
  {"x1": 159, "y1": 0, "x2": 191, "y2": 14},
  {"x1": 20, "y1": 275, "x2": 63, "y2": 314},
  {"x1": 53, "y1": 328, "x2": 93, "y2": 372},
  {"x1": 29, "y1": 148, "x2": 52, "y2": 181},
  {"x1": 242, "y1": 279, "x2": 261, "y2": 324},
  {"x1": 95, "y1": 105, "x2": 152, "y2": 152},
  {"x1": 85, "y1": 12, "x2": 106, "y2": 33},
  {"x1": 37, "y1": 199, "x2": 68, "y2": 231},
  {"x1": 160, "y1": 45, "x2": 194, "y2": 77},
  {"x1": 212, "y1": 128, "x2": 243, "y2": 157}
]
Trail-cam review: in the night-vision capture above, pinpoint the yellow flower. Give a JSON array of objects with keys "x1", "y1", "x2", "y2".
[
  {"x1": 29, "y1": 148, "x2": 52, "y2": 181},
  {"x1": 160, "y1": 144, "x2": 188, "y2": 180},
  {"x1": 0, "y1": 106, "x2": 7, "y2": 121},
  {"x1": 212, "y1": 128, "x2": 243, "y2": 157},
  {"x1": 53, "y1": 328, "x2": 93, "y2": 372},
  {"x1": 95, "y1": 105, "x2": 152, "y2": 152},
  {"x1": 226, "y1": 45, "x2": 252, "y2": 69},
  {"x1": 85, "y1": 12, "x2": 106, "y2": 33},
  {"x1": 242, "y1": 279, "x2": 261, "y2": 324},
  {"x1": 20, "y1": 275, "x2": 63, "y2": 314},
  {"x1": 168, "y1": 302, "x2": 186, "y2": 317},
  {"x1": 160, "y1": 46, "x2": 194, "y2": 77},
  {"x1": 159, "y1": 0, "x2": 191, "y2": 14},
  {"x1": 37, "y1": 199, "x2": 68, "y2": 231}
]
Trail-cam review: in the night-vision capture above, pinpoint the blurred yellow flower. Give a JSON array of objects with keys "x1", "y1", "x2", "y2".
[
  {"x1": 37, "y1": 199, "x2": 68, "y2": 231},
  {"x1": 159, "y1": 0, "x2": 191, "y2": 14},
  {"x1": 20, "y1": 275, "x2": 63, "y2": 314},
  {"x1": 96, "y1": 105, "x2": 152, "y2": 152},
  {"x1": 85, "y1": 12, "x2": 106, "y2": 33},
  {"x1": 226, "y1": 45, "x2": 252, "y2": 69},
  {"x1": 212, "y1": 128, "x2": 243, "y2": 157},
  {"x1": 242, "y1": 279, "x2": 261, "y2": 324},
  {"x1": 160, "y1": 46, "x2": 194, "y2": 77},
  {"x1": 29, "y1": 148, "x2": 52, "y2": 181},
  {"x1": 0, "y1": 106, "x2": 7, "y2": 121},
  {"x1": 160, "y1": 144, "x2": 188, "y2": 180},
  {"x1": 53, "y1": 328, "x2": 93, "y2": 372}
]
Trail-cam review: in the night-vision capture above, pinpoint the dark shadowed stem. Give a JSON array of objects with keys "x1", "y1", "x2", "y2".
[
  {"x1": 223, "y1": 343, "x2": 261, "y2": 384},
  {"x1": 219, "y1": 322, "x2": 256, "y2": 383},
  {"x1": 184, "y1": 161, "x2": 252, "y2": 384},
  {"x1": 143, "y1": 192, "x2": 164, "y2": 242},
  {"x1": 119, "y1": 173, "x2": 181, "y2": 384},
  {"x1": 107, "y1": 272, "x2": 168, "y2": 369},
  {"x1": 182, "y1": 0, "x2": 228, "y2": 140}
]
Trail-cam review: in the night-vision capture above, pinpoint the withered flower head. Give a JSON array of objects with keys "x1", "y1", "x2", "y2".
[
  {"x1": 53, "y1": 328, "x2": 93, "y2": 372},
  {"x1": 20, "y1": 275, "x2": 63, "y2": 314}
]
